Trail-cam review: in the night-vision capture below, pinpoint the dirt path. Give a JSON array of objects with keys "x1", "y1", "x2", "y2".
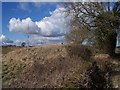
[
  {"x1": 110, "y1": 60, "x2": 120, "y2": 89},
  {"x1": 111, "y1": 71, "x2": 120, "y2": 88}
]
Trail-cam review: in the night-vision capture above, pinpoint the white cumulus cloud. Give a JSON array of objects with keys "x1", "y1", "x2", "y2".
[
  {"x1": 9, "y1": 7, "x2": 70, "y2": 36},
  {"x1": 0, "y1": 35, "x2": 13, "y2": 44},
  {"x1": 29, "y1": 35, "x2": 65, "y2": 45},
  {"x1": 8, "y1": 7, "x2": 71, "y2": 45},
  {"x1": 9, "y1": 17, "x2": 40, "y2": 34},
  {"x1": 36, "y1": 7, "x2": 70, "y2": 37}
]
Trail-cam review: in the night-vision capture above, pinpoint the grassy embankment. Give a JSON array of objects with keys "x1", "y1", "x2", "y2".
[{"x1": 2, "y1": 44, "x2": 120, "y2": 88}]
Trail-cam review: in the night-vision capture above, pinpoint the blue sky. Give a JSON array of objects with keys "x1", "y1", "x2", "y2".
[
  {"x1": 1, "y1": 2, "x2": 120, "y2": 46},
  {"x1": 1, "y1": 2, "x2": 70, "y2": 45},
  {"x1": 2, "y1": 2, "x2": 57, "y2": 42}
]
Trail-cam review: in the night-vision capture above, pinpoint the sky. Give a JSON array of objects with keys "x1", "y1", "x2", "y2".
[
  {"x1": 1, "y1": 2, "x2": 70, "y2": 46},
  {"x1": 0, "y1": 1, "x2": 120, "y2": 46}
]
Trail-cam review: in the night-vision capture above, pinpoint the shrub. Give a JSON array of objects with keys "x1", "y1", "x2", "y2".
[
  {"x1": 65, "y1": 44, "x2": 92, "y2": 60},
  {"x1": 79, "y1": 61, "x2": 113, "y2": 88}
]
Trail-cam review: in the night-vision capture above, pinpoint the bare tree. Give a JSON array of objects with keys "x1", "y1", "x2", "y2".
[{"x1": 65, "y1": 2, "x2": 120, "y2": 55}]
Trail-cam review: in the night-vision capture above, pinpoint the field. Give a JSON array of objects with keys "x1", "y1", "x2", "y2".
[{"x1": 1, "y1": 44, "x2": 120, "y2": 88}]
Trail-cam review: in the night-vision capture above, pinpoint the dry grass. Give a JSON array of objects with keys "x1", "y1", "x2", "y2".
[
  {"x1": 2, "y1": 44, "x2": 120, "y2": 88},
  {"x1": 2, "y1": 44, "x2": 92, "y2": 88},
  {"x1": 1, "y1": 46, "x2": 24, "y2": 54}
]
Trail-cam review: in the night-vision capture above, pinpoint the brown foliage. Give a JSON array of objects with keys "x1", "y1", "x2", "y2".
[{"x1": 65, "y1": 44, "x2": 92, "y2": 60}]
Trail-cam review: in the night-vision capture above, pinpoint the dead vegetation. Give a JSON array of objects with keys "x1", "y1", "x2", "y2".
[
  {"x1": 2, "y1": 44, "x2": 87, "y2": 88},
  {"x1": 2, "y1": 44, "x2": 120, "y2": 88}
]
